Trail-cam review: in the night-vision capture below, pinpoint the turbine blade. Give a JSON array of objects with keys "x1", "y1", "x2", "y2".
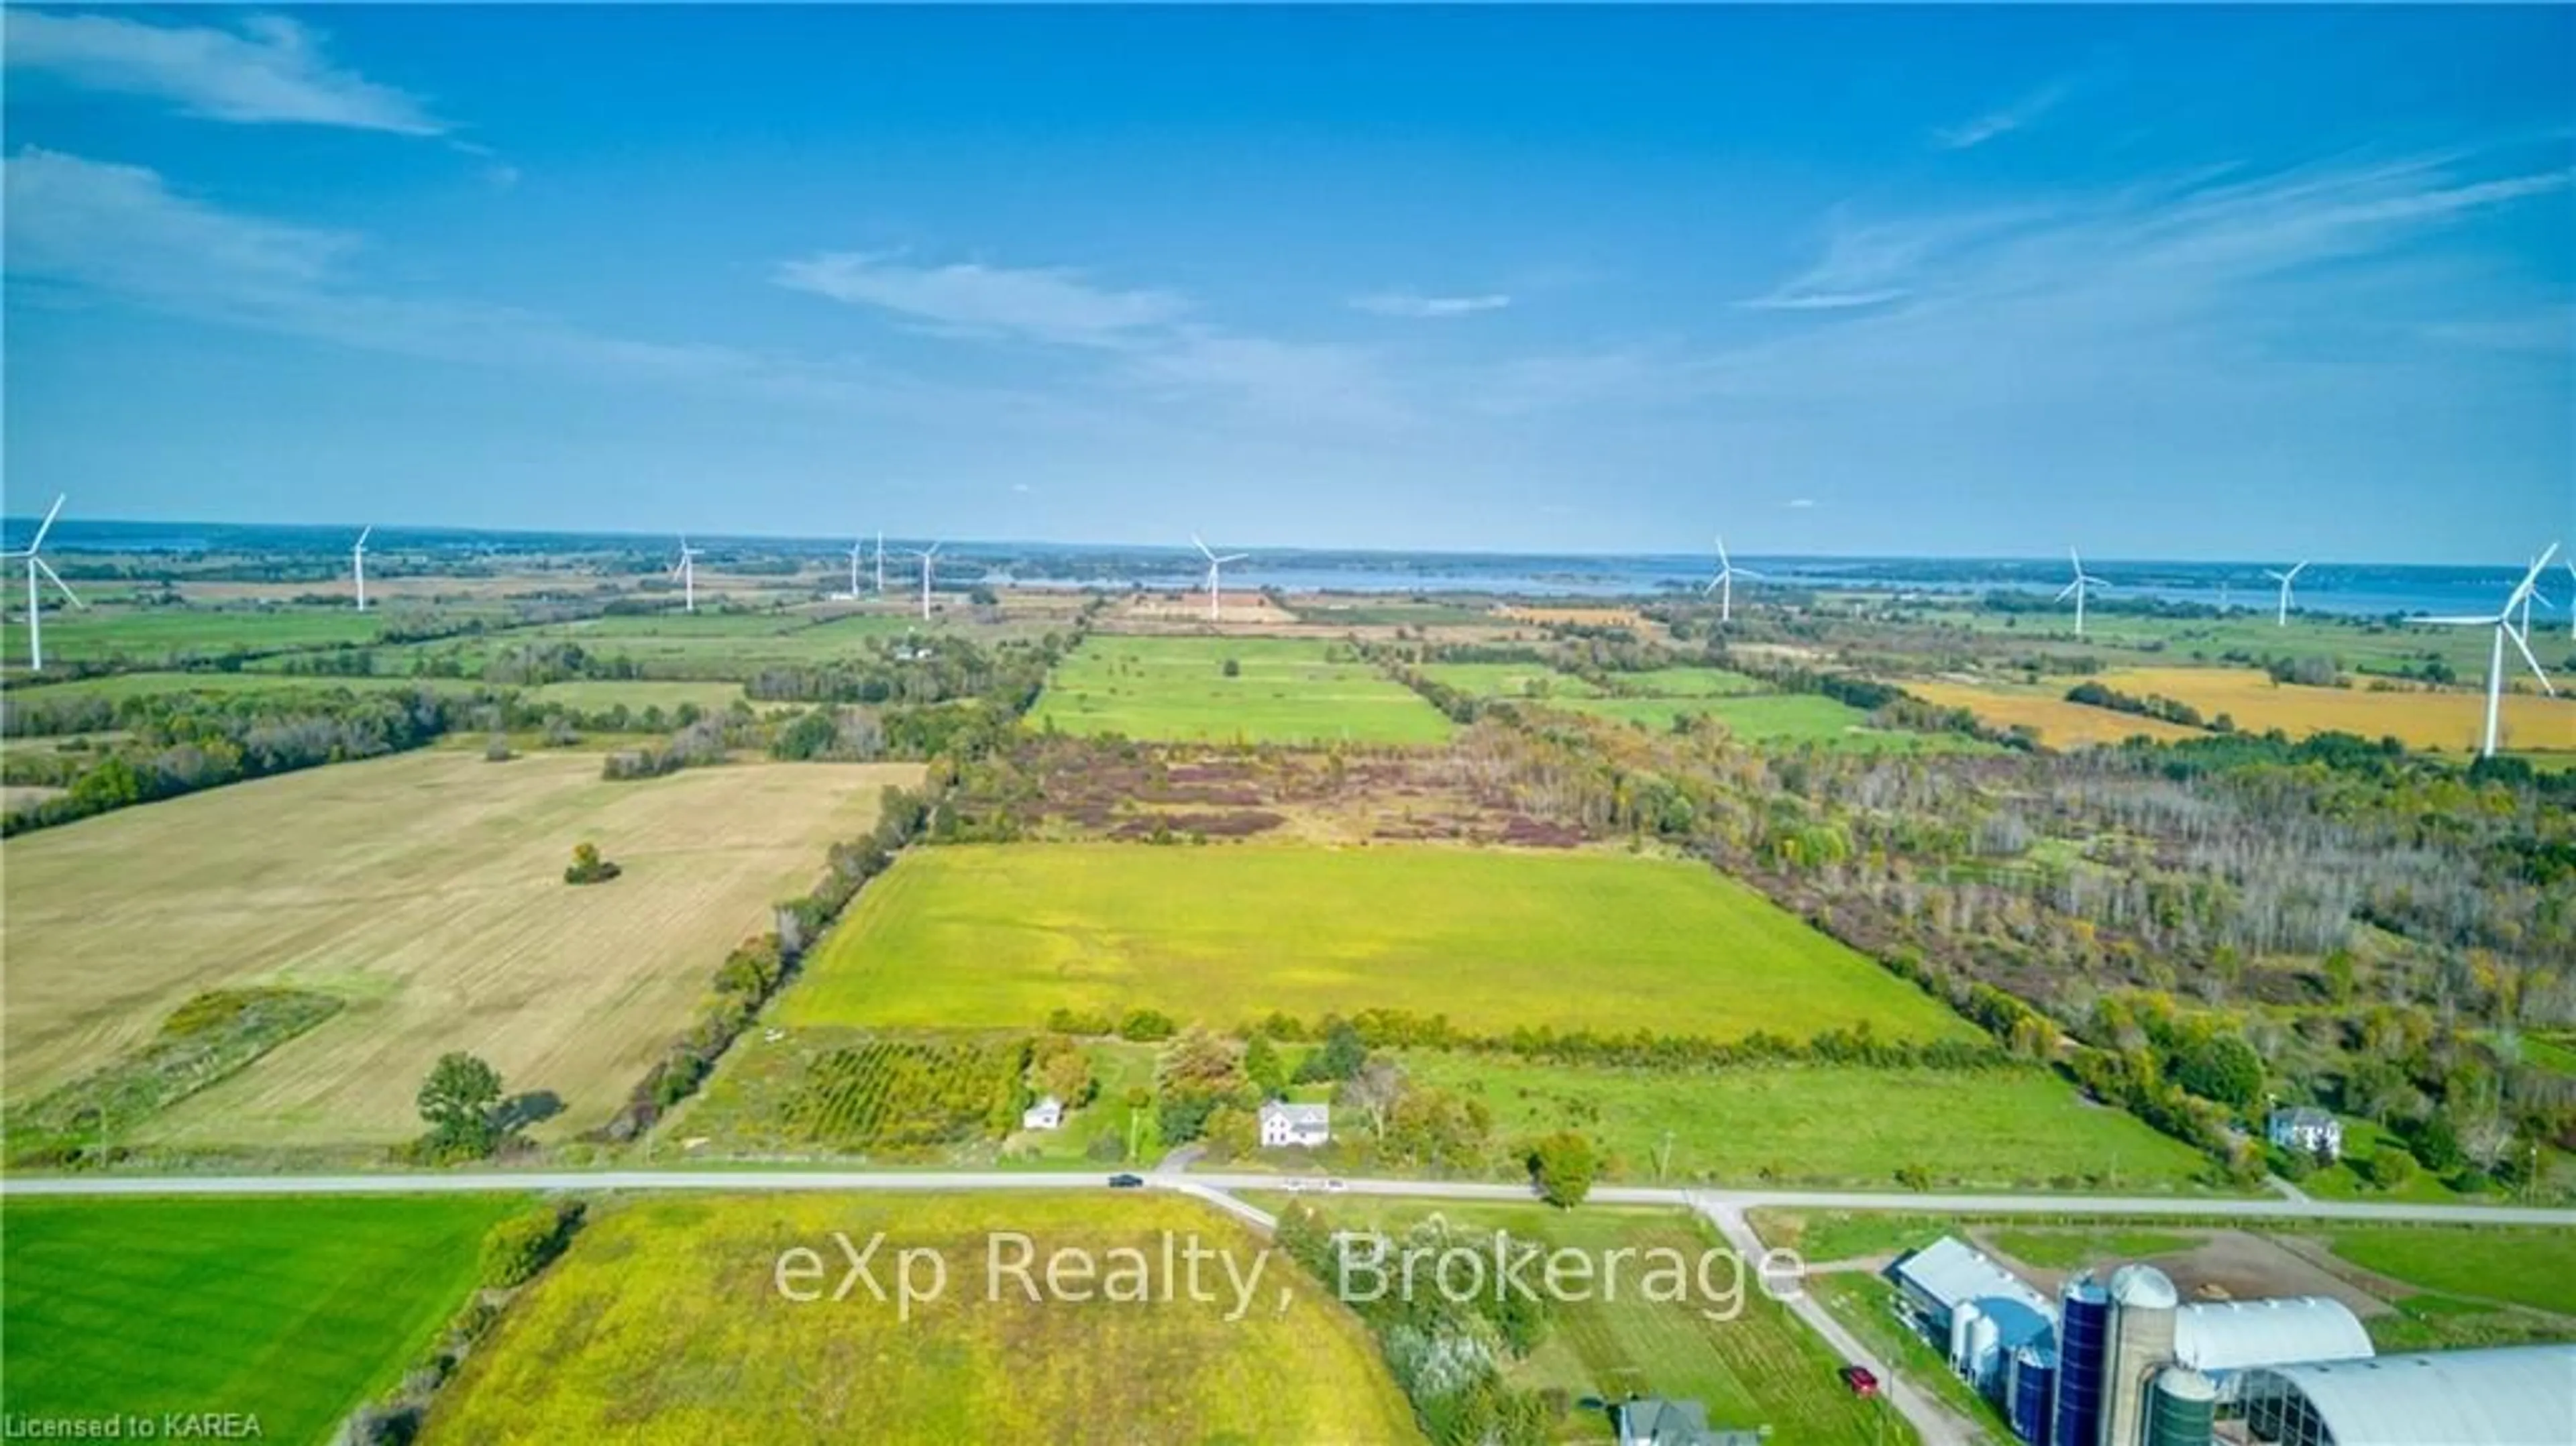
[
  {"x1": 2288, "y1": 561, "x2": 2308, "y2": 580},
  {"x1": 34, "y1": 556, "x2": 85, "y2": 609},
  {"x1": 1715, "y1": 535, "x2": 1731, "y2": 569},
  {"x1": 2504, "y1": 543, "x2": 2562, "y2": 612},
  {"x1": 1193, "y1": 534, "x2": 1215, "y2": 561},
  {"x1": 356, "y1": 526, "x2": 372, "y2": 549},
  {"x1": 1216, "y1": 553, "x2": 1248, "y2": 564},
  {"x1": 2055, "y1": 580, "x2": 2081, "y2": 601},
  {"x1": 2419, "y1": 614, "x2": 2501, "y2": 626},
  {"x1": 2507, "y1": 623, "x2": 2557, "y2": 697},
  {"x1": 1702, "y1": 577, "x2": 1719, "y2": 595},
  {"x1": 24, "y1": 494, "x2": 66, "y2": 555},
  {"x1": 1735, "y1": 567, "x2": 1766, "y2": 579}
]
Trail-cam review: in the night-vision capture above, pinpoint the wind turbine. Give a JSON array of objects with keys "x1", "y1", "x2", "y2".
[
  {"x1": 2422, "y1": 543, "x2": 2559, "y2": 759},
  {"x1": 2566, "y1": 559, "x2": 2575, "y2": 642},
  {"x1": 1703, "y1": 535, "x2": 1763, "y2": 626},
  {"x1": 909, "y1": 543, "x2": 941, "y2": 621},
  {"x1": 1192, "y1": 535, "x2": 1247, "y2": 622},
  {"x1": 2514, "y1": 551, "x2": 2555, "y2": 638},
  {"x1": 2057, "y1": 548, "x2": 2109, "y2": 637},
  {"x1": 671, "y1": 536, "x2": 702, "y2": 613},
  {"x1": 874, "y1": 531, "x2": 887, "y2": 594},
  {"x1": 352, "y1": 527, "x2": 373, "y2": 612},
  {"x1": 844, "y1": 539, "x2": 866, "y2": 600},
  {"x1": 5, "y1": 494, "x2": 85, "y2": 672},
  {"x1": 2263, "y1": 561, "x2": 2306, "y2": 628}
]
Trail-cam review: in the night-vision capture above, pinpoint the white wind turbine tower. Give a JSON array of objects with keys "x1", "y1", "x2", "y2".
[
  {"x1": 909, "y1": 543, "x2": 941, "y2": 621},
  {"x1": 1703, "y1": 535, "x2": 1762, "y2": 626},
  {"x1": 2422, "y1": 543, "x2": 2559, "y2": 759},
  {"x1": 5, "y1": 494, "x2": 85, "y2": 673},
  {"x1": 2057, "y1": 548, "x2": 2109, "y2": 637},
  {"x1": 1192, "y1": 535, "x2": 1247, "y2": 622},
  {"x1": 844, "y1": 539, "x2": 866, "y2": 600},
  {"x1": 2566, "y1": 559, "x2": 2575, "y2": 641},
  {"x1": 875, "y1": 531, "x2": 887, "y2": 594},
  {"x1": 2263, "y1": 561, "x2": 2306, "y2": 628},
  {"x1": 671, "y1": 536, "x2": 702, "y2": 613},
  {"x1": 351, "y1": 527, "x2": 374, "y2": 612}
]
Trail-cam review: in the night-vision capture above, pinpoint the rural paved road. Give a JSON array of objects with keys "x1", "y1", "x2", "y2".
[{"x1": 7, "y1": 1168, "x2": 2575, "y2": 1227}]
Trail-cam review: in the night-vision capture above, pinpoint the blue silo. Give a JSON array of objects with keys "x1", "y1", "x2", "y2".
[
  {"x1": 2010, "y1": 1345, "x2": 2058, "y2": 1446},
  {"x1": 2054, "y1": 1273, "x2": 2109, "y2": 1446}
]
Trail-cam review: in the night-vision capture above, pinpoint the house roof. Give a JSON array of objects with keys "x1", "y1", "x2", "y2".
[
  {"x1": 2175, "y1": 1297, "x2": 2373, "y2": 1376},
  {"x1": 2239, "y1": 1345, "x2": 2576, "y2": 1446},
  {"x1": 2272, "y1": 1106, "x2": 2338, "y2": 1129},
  {"x1": 1028, "y1": 1095, "x2": 1063, "y2": 1111},
  {"x1": 1260, "y1": 1101, "x2": 1330, "y2": 1126},
  {"x1": 1615, "y1": 1397, "x2": 1711, "y2": 1445}
]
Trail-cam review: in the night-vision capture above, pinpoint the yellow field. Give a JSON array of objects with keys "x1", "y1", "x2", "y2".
[
  {"x1": 1907, "y1": 680, "x2": 2207, "y2": 748},
  {"x1": 2098, "y1": 667, "x2": 2576, "y2": 755},
  {"x1": 1500, "y1": 604, "x2": 1646, "y2": 628},
  {"x1": 425, "y1": 1193, "x2": 1423, "y2": 1445},
  {"x1": 1, "y1": 750, "x2": 918, "y2": 1146}
]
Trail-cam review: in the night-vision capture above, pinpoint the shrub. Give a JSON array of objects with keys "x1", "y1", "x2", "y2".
[
  {"x1": 1527, "y1": 1130, "x2": 1599, "y2": 1208},
  {"x1": 2363, "y1": 1146, "x2": 2418, "y2": 1191},
  {"x1": 479, "y1": 1200, "x2": 586, "y2": 1289},
  {"x1": 563, "y1": 840, "x2": 622, "y2": 885},
  {"x1": 1117, "y1": 1008, "x2": 1177, "y2": 1042}
]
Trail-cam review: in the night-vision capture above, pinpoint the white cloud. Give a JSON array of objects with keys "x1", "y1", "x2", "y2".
[
  {"x1": 1784, "y1": 498, "x2": 1817, "y2": 509},
  {"x1": 1934, "y1": 78, "x2": 2072, "y2": 152},
  {"x1": 5, "y1": 11, "x2": 443, "y2": 135},
  {"x1": 774, "y1": 252, "x2": 1187, "y2": 345},
  {"x1": 1350, "y1": 291, "x2": 1512, "y2": 319}
]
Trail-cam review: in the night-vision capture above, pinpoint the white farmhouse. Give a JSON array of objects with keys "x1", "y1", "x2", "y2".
[
  {"x1": 1258, "y1": 1101, "x2": 1330, "y2": 1148},
  {"x1": 2267, "y1": 1106, "x2": 2343, "y2": 1161},
  {"x1": 1021, "y1": 1095, "x2": 1064, "y2": 1132}
]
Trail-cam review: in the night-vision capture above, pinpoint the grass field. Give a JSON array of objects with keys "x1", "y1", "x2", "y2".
[
  {"x1": 424, "y1": 1193, "x2": 1421, "y2": 1445},
  {"x1": 2, "y1": 750, "x2": 919, "y2": 1146},
  {"x1": 5, "y1": 669, "x2": 488, "y2": 707},
  {"x1": 1599, "y1": 666, "x2": 1768, "y2": 698},
  {"x1": 1983, "y1": 1226, "x2": 2206, "y2": 1268},
  {"x1": 0, "y1": 606, "x2": 415, "y2": 670},
  {"x1": 1566, "y1": 691, "x2": 1994, "y2": 752},
  {"x1": 1417, "y1": 661, "x2": 1605, "y2": 699},
  {"x1": 522, "y1": 678, "x2": 751, "y2": 713},
  {"x1": 778, "y1": 842, "x2": 1976, "y2": 1042},
  {"x1": 2097, "y1": 667, "x2": 2576, "y2": 755},
  {"x1": 3, "y1": 1194, "x2": 521, "y2": 1443},
  {"x1": 2318, "y1": 1227, "x2": 2576, "y2": 1316},
  {"x1": 1030, "y1": 635, "x2": 1454, "y2": 744},
  {"x1": 1295, "y1": 1201, "x2": 1905, "y2": 1445},
  {"x1": 1904, "y1": 679, "x2": 2208, "y2": 748},
  {"x1": 1400, "y1": 1054, "x2": 2216, "y2": 1191}
]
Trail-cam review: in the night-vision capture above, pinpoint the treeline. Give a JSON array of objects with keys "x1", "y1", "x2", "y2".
[
  {"x1": 2067, "y1": 680, "x2": 2217, "y2": 730},
  {"x1": 1226, "y1": 1006, "x2": 2017, "y2": 1073},
  {"x1": 598, "y1": 786, "x2": 934, "y2": 1139},
  {"x1": 1, "y1": 688, "x2": 465, "y2": 836}
]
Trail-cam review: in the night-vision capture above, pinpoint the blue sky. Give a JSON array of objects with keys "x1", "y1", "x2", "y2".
[{"x1": 3, "y1": 6, "x2": 2571, "y2": 561}]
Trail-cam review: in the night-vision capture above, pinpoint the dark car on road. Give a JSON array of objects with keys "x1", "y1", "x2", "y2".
[{"x1": 1107, "y1": 1173, "x2": 1145, "y2": 1188}]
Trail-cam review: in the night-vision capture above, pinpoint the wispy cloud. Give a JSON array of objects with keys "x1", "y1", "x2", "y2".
[
  {"x1": 774, "y1": 252, "x2": 1187, "y2": 346},
  {"x1": 1737, "y1": 208, "x2": 2041, "y2": 312},
  {"x1": 1350, "y1": 290, "x2": 1512, "y2": 319},
  {"x1": 0, "y1": 149, "x2": 936, "y2": 411},
  {"x1": 1933, "y1": 78, "x2": 2072, "y2": 152},
  {"x1": 4, "y1": 11, "x2": 443, "y2": 135},
  {"x1": 1784, "y1": 498, "x2": 1817, "y2": 510}
]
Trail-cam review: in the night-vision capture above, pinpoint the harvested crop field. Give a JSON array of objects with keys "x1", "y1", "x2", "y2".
[
  {"x1": 2097, "y1": 667, "x2": 2575, "y2": 755},
  {"x1": 779, "y1": 842, "x2": 1978, "y2": 1042},
  {"x1": 1, "y1": 750, "x2": 920, "y2": 1146},
  {"x1": 1905, "y1": 679, "x2": 2207, "y2": 747}
]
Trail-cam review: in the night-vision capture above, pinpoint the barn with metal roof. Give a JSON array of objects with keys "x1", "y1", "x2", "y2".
[
  {"x1": 2233, "y1": 1343, "x2": 2576, "y2": 1446},
  {"x1": 2173, "y1": 1296, "x2": 2374, "y2": 1379}
]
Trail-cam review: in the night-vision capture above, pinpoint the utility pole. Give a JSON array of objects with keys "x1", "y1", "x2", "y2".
[{"x1": 1657, "y1": 1129, "x2": 1676, "y2": 1182}]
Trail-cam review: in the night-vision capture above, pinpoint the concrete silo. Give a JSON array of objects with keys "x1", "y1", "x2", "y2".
[
  {"x1": 2101, "y1": 1265, "x2": 2180, "y2": 1446},
  {"x1": 2053, "y1": 1274, "x2": 2110, "y2": 1446},
  {"x1": 1951, "y1": 1298, "x2": 1984, "y2": 1374}
]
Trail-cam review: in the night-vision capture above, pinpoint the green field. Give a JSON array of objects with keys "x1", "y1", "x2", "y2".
[
  {"x1": 2, "y1": 1194, "x2": 521, "y2": 1443},
  {"x1": 1983, "y1": 1226, "x2": 2207, "y2": 1268},
  {"x1": 4, "y1": 670, "x2": 488, "y2": 708},
  {"x1": 0, "y1": 607, "x2": 412, "y2": 670},
  {"x1": 1295, "y1": 1201, "x2": 1905, "y2": 1445},
  {"x1": 1401, "y1": 1054, "x2": 2218, "y2": 1191},
  {"x1": 1030, "y1": 635, "x2": 1454, "y2": 744},
  {"x1": 2319, "y1": 1227, "x2": 2576, "y2": 1315},
  {"x1": 425, "y1": 1193, "x2": 1421, "y2": 1445},
  {"x1": 1599, "y1": 666, "x2": 1769, "y2": 698},
  {"x1": 779, "y1": 843, "x2": 1977, "y2": 1042},
  {"x1": 1565, "y1": 691, "x2": 1994, "y2": 751},
  {"x1": 1417, "y1": 661, "x2": 1605, "y2": 699},
  {"x1": 523, "y1": 678, "x2": 751, "y2": 712}
]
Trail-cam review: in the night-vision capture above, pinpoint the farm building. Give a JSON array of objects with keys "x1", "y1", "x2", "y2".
[
  {"x1": 2172, "y1": 1297, "x2": 2373, "y2": 1381},
  {"x1": 2266, "y1": 1107, "x2": 2344, "y2": 1161},
  {"x1": 1020, "y1": 1095, "x2": 1064, "y2": 1131},
  {"x1": 1890, "y1": 1236, "x2": 2059, "y2": 1390},
  {"x1": 1258, "y1": 1101, "x2": 1330, "y2": 1148},
  {"x1": 1609, "y1": 1396, "x2": 1759, "y2": 1446},
  {"x1": 2233, "y1": 1344, "x2": 2576, "y2": 1446}
]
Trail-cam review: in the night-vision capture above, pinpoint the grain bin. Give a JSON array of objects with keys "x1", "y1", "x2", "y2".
[{"x1": 2008, "y1": 1345, "x2": 2057, "y2": 1446}]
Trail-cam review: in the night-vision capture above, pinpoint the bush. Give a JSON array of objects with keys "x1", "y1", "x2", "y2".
[
  {"x1": 1222, "y1": 658, "x2": 1242, "y2": 678},
  {"x1": 1527, "y1": 1131, "x2": 1599, "y2": 1208},
  {"x1": 1118, "y1": 1008, "x2": 1177, "y2": 1042},
  {"x1": 479, "y1": 1199, "x2": 586, "y2": 1289},
  {"x1": 563, "y1": 840, "x2": 622, "y2": 885},
  {"x1": 2363, "y1": 1146, "x2": 2418, "y2": 1191}
]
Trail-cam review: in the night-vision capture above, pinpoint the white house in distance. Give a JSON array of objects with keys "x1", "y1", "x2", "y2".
[
  {"x1": 1258, "y1": 1101, "x2": 1330, "y2": 1148},
  {"x1": 2267, "y1": 1105, "x2": 2343, "y2": 1160},
  {"x1": 1021, "y1": 1095, "x2": 1063, "y2": 1132}
]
